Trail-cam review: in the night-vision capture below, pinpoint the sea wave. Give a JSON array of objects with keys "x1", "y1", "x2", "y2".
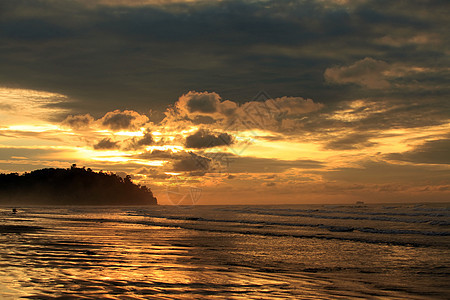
[
  {"x1": 220, "y1": 207, "x2": 450, "y2": 218},
  {"x1": 131, "y1": 219, "x2": 436, "y2": 248},
  {"x1": 123, "y1": 213, "x2": 450, "y2": 237},
  {"x1": 213, "y1": 209, "x2": 450, "y2": 226}
]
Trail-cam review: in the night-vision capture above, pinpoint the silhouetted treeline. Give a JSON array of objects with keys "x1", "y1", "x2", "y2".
[{"x1": 0, "y1": 165, "x2": 157, "y2": 205}]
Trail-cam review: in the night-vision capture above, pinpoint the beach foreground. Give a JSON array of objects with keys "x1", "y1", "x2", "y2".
[{"x1": 1, "y1": 204, "x2": 449, "y2": 299}]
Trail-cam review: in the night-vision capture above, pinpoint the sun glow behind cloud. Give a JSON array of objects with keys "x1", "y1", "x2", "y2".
[
  {"x1": 0, "y1": 88, "x2": 69, "y2": 125},
  {"x1": 114, "y1": 131, "x2": 145, "y2": 137},
  {"x1": 1, "y1": 84, "x2": 449, "y2": 203},
  {"x1": 3, "y1": 125, "x2": 62, "y2": 133}
]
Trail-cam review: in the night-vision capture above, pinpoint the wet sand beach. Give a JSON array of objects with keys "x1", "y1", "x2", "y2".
[{"x1": 1, "y1": 205, "x2": 449, "y2": 299}]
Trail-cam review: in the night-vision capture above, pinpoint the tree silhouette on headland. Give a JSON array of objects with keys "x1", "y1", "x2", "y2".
[{"x1": 0, "y1": 165, "x2": 157, "y2": 205}]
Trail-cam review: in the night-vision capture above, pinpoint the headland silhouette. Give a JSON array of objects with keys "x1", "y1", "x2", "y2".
[{"x1": 0, "y1": 165, "x2": 157, "y2": 205}]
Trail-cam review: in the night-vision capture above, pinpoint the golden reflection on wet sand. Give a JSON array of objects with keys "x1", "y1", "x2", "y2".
[
  {"x1": 1, "y1": 206, "x2": 448, "y2": 299},
  {"x1": 0, "y1": 209, "x2": 325, "y2": 299}
]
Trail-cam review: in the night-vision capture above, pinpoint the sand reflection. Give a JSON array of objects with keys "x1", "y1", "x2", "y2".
[{"x1": 0, "y1": 208, "x2": 312, "y2": 299}]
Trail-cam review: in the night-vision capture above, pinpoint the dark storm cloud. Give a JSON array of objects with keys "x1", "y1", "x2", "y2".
[
  {"x1": 225, "y1": 156, "x2": 324, "y2": 173},
  {"x1": 134, "y1": 149, "x2": 322, "y2": 174},
  {"x1": 137, "y1": 149, "x2": 174, "y2": 160},
  {"x1": 184, "y1": 92, "x2": 220, "y2": 114},
  {"x1": 93, "y1": 138, "x2": 119, "y2": 150},
  {"x1": 172, "y1": 152, "x2": 211, "y2": 173},
  {"x1": 1, "y1": 0, "x2": 448, "y2": 115},
  {"x1": 100, "y1": 110, "x2": 149, "y2": 131},
  {"x1": 135, "y1": 149, "x2": 211, "y2": 173},
  {"x1": 0, "y1": 18, "x2": 74, "y2": 41},
  {"x1": 387, "y1": 138, "x2": 450, "y2": 165},
  {"x1": 325, "y1": 133, "x2": 377, "y2": 150},
  {"x1": 135, "y1": 167, "x2": 170, "y2": 179},
  {"x1": 185, "y1": 129, "x2": 233, "y2": 149},
  {"x1": 354, "y1": 101, "x2": 450, "y2": 132},
  {"x1": 192, "y1": 115, "x2": 217, "y2": 125},
  {"x1": 124, "y1": 130, "x2": 155, "y2": 150},
  {"x1": 61, "y1": 114, "x2": 94, "y2": 130},
  {"x1": 135, "y1": 131, "x2": 154, "y2": 146},
  {"x1": 291, "y1": 98, "x2": 450, "y2": 139},
  {"x1": 324, "y1": 58, "x2": 390, "y2": 89},
  {"x1": 325, "y1": 57, "x2": 450, "y2": 97},
  {"x1": 174, "y1": 91, "x2": 238, "y2": 118}
]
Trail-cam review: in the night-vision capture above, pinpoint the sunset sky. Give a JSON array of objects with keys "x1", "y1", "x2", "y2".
[{"x1": 0, "y1": 0, "x2": 449, "y2": 204}]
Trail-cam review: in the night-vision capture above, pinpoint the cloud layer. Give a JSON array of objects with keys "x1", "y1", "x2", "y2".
[
  {"x1": 1, "y1": 0, "x2": 448, "y2": 115},
  {"x1": 1, "y1": 0, "x2": 449, "y2": 204}
]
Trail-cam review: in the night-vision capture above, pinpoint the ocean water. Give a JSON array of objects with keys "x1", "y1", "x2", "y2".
[{"x1": 0, "y1": 203, "x2": 449, "y2": 299}]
